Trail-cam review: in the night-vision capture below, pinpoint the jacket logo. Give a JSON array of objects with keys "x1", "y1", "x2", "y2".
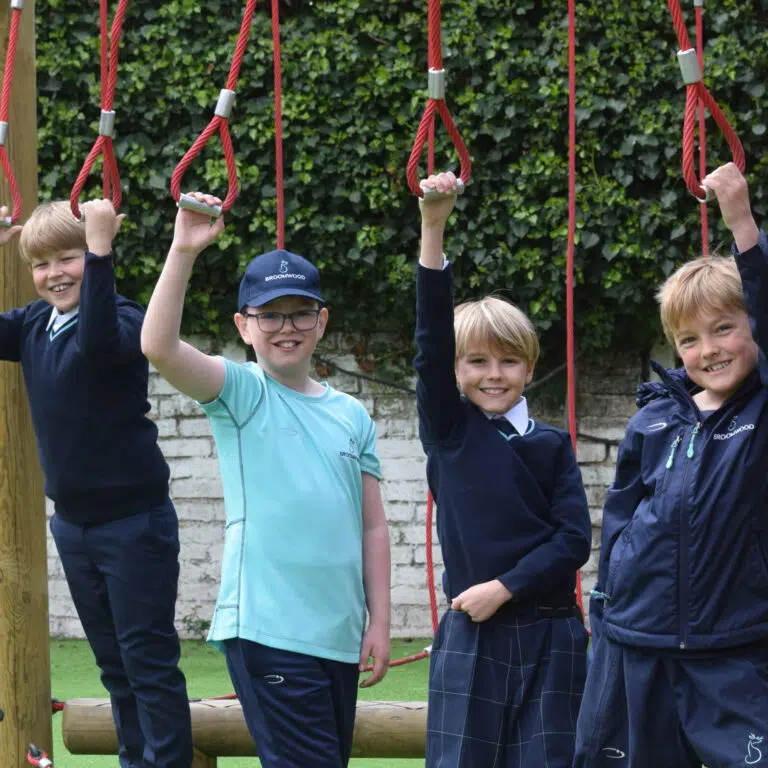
[
  {"x1": 728, "y1": 416, "x2": 738, "y2": 432},
  {"x1": 340, "y1": 438, "x2": 359, "y2": 460},
  {"x1": 279, "y1": 260, "x2": 288, "y2": 274},
  {"x1": 646, "y1": 421, "x2": 667, "y2": 432},
  {"x1": 746, "y1": 733, "x2": 764, "y2": 764},
  {"x1": 600, "y1": 747, "x2": 626, "y2": 759},
  {"x1": 713, "y1": 423, "x2": 755, "y2": 441}
]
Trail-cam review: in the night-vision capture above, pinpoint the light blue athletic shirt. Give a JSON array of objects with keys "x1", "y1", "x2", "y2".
[{"x1": 200, "y1": 358, "x2": 382, "y2": 663}]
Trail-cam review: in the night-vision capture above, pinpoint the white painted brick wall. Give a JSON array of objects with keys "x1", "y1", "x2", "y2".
[{"x1": 47, "y1": 340, "x2": 640, "y2": 639}]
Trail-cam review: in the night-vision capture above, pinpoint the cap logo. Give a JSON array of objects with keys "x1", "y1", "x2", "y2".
[{"x1": 279, "y1": 260, "x2": 288, "y2": 274}]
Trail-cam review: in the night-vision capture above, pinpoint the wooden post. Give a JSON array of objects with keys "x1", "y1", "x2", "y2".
[{"x1": 0, "y1": 1, "x2": 49, "y2": 765}]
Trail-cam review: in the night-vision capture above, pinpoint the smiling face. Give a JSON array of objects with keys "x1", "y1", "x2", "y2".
[
  {"x1": 455, "y1": 345, "x2": 534, "y2": 414},
  {"x1": 29, "y1": 248, "x2": 86, "y2": 313},
  {"x1": 234, "y1": 294, "x2": 328, "y2": 386},
  {"x1": 674, "y1": 308, "x2": 758, "y2": 410}
]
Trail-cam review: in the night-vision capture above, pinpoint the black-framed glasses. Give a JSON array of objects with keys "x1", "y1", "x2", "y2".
[{"x1": 245, "y1": 309, "x2": 321, "y2": 333}]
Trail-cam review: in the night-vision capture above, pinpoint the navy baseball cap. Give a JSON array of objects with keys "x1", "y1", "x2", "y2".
[{"x1": 237, "y1": 249, "x2": 324, "y2": 311}]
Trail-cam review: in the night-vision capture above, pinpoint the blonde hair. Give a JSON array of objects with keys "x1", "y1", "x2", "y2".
[
  {"x1": 454, "y1": 296, "x2": 540, "y2": 366},
  {"x1": 19, "y1": 201, "x2": 87, "y2": 264},
  {"x1": 656, "y1": 255, "x2": 745, "y2": 343}
]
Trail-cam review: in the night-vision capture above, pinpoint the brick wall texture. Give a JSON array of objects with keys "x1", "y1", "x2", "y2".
[{"x1": 47, "y1": 336, "x2": 647, "y2": 640}]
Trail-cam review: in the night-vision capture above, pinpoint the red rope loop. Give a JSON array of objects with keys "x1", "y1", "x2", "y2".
[
  {"x1": 407, "y1": 0, "x2": 471, "y2": 196},
  {"x1": 0, "y1": 4, "x2": 23, "y2": 224},
  {"x1": 666, "y1": 0, "x2": 745, "y2": 200},
  {"x1": 170, "y1": 0, "x2": 258, "y2": 215},
  {"x1": 70, "y1": 0, "x2": 130, "y2": 219}
]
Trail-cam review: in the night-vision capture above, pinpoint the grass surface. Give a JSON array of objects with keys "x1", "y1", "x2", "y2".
[{"x1": 50, "y1": 638, "x2": 431, "y2": 767}]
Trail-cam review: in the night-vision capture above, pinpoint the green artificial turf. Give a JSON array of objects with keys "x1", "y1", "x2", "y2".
[{"x1": 49, "y1": 637, "x2": 431, "y2": 767}]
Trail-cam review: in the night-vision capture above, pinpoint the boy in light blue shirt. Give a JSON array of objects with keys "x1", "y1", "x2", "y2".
[{"x1": 141, "y1": 193, "x2": 391, "y2": 768}]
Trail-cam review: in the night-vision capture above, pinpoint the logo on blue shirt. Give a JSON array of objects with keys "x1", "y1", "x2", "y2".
[{"x1": 339, "y1": 437, "x2": 359, "y2": 461}]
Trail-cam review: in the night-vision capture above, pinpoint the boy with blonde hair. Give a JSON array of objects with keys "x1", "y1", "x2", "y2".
[
  {"x1": 0, "y1": 200, "x2": 192, "y2": 767},
  {"x1": 141, "y1": 193, "x2": 391, "y2": 768},
  {"x1": 416, "y1": 172, "x2": 591, "y2": 767},
  {"x1": 575, "y1": 162, "x2": 768, "y2": 767}
]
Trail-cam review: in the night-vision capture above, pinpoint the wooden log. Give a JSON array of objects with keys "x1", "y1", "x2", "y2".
[
  {"x1": 62, "y1": 698, "x2": 428, "y2": 759},
  {"x1": 0, "y1": 1, "x2": 51, "y2": 764}
]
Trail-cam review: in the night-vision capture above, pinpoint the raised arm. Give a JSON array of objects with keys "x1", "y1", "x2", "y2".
[
  {"x1": 414, "y1": 172, "x2": 464, "y2": 442},
  {"x1": 703, "y1": 165, "x2": 768, "y2": 370},
  {"x1": 141, "y1": 194, "x2": 227, "y2": 403}
]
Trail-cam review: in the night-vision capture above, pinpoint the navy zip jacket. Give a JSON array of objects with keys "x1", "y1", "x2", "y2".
[
  {"x1": 0, "y1": 252, "x2": 169, "y2": 524},
  {"x1": 593, "y1": 230, "x2": 768, "y2": 651},
  {"x1": 415, "y1": 263, "x2": 591, "y2": 609}
]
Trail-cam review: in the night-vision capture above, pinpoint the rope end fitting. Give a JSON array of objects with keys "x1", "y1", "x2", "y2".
[
  {"x1": 677, "y1": 49, "x2": 703, "y2": 85},
  {"x1": 0, "y1": 121, "x2": 8, "y2": 146},
  {"x1": 693, "y1": 183, "x2": 715, "y2": 204},
  {"x1": 10, "y1": 0, "x2": 24, "y2": 9},
  {"x1": 0, "y1": 215, "x2": 14, "y2": 227},
  {"x1": 428, "y1": 68, "x2": 445, "y2": 101},
  {"x1": 214, "y1": 89, "x2": 236, "y2": 119},
  {"x1": 99, "y1": 110, "x2": 116, "y2": 138},
  {"x1": 421, "y1": 177, "x2": 465, "y2": 200},
  {"x1": 693, "y1": 0, "x2": 704, "y2": 6},
  {"x1": 178, "y1": 193, "x2": 223, "y2": 218}
]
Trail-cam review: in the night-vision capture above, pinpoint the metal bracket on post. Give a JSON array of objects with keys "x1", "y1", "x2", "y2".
[{"x1": 677, "y1": 49, "x2": 703, "y2": 85}]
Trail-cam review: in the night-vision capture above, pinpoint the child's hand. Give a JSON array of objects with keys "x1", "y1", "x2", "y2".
[
  {"x1": 0, "y1": 205, "x2": 22, "y2": 246},
  {"x1": 358, "y1": 622, "x2": 390, "y2": 688},
  {"x1": 702, "y1": 163, "x2": 760, "y2": 252},
  {"x1": 170, "y1": 192, "x2": 225, "y2": 258},
  {"x1": 419, "y1": 172, "x2": 458, "y2": 229},
  {"x1": 81, "y1": 199, "x2": 125, "y2": 257},
  {"x1": 451, "y1": 580, "x2": 513, "y2": 622}
]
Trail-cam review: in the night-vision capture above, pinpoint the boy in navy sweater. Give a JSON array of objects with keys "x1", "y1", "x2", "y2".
[
  {"x1": 574, "y1": 163, "x2": 768, "y2": 767},
  {"x1": 416, "y1": 172, "x2": 591, "y2": 768},
  {"x1": 0, "y1": 201, "x2": 192, "y2": 767}
]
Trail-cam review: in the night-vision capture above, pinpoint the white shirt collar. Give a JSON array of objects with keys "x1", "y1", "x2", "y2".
[
  {"x1": 484, "y1": 396, "x2": 529, "y2": 436},
  {"x1": 47, "y1": 306, "x2": 79, "y2": 333}
]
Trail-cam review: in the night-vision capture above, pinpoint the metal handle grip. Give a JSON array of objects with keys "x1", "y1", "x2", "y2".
[
  {"x1": 177, "y1": 193, "x2": 223, "y2": 218},
  {"x1": 693, "y1": 183, "x2": 714, "y2": 204},
  {"x1": 421, "y1": 178, "x2": 465, "y2": 200}
]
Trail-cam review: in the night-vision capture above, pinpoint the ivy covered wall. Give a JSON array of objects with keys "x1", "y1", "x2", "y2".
[{"x1": 35, "y1": 0, "x2": 768, "y2": 361}]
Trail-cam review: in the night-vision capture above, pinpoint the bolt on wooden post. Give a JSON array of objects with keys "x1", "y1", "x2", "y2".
[{"x1": 0, "y1": 0, "x2": 51, "y2": 763}]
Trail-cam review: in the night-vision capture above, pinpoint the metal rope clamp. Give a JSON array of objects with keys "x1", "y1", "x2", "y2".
[
  {"x1": 0, "y1": 120, "x2": 13, "y2": 227},
  {"x1": 676, "y1": 50, "x2": 714, "y2": 203},
  {"x1": 177, "y1": 90, "x2": 234, "y2": 219}
]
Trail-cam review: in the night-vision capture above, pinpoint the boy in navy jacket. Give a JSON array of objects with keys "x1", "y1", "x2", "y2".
[
  {"x1": 416, "y1": 172, "x2": 591, "y2": 767},
  {"x1": 0, "y1": 201, "x2": 192, "y2": 767},
  {"x1": 575, "y1": 163, "x2": 768, "y2": 767}
]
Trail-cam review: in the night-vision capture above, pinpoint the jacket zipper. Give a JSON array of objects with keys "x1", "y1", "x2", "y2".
[{"x1": 678, "y1": 421, "x2": 701, "y2": 649}]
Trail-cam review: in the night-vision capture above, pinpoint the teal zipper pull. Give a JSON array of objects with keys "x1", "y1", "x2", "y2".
[
  {"x1": 686, "y1": 422, "x2": 701, "y2": 459},
  {"x1": 666, "y1": 435, "x2": 682, "y2": 469}
]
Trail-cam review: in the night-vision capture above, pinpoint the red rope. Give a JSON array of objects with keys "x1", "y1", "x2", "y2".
[
  {"x1": 0, "y1": 3, "x2": 23, "y2": 224},
  {"x1": 271, "y1": 0, "x2": 285, "y2": 249},
  {"x1": 70, "y1": 0, "x2": 130, "y2": 219},
  {"x1": 566, "y1": 0, "x2": 584, "y2": 616},
  {"x1": 695, "y1": 1, "x2": 709, "y2": 255},
  {"x1": 666, "y1": 0, "x2": 744, "y2": 201},
  {"x1": 406, "y1": 0, "x2": 471, "y2": 196},
  {"x1": 170, "y1": 0, "x2": 258, "y2": 215}
]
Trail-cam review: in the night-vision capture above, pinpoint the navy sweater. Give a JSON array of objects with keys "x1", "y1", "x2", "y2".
[
  {"x1": 415, "y1": 264, "x2": 591, "y2": 608},
  {"x1": 592, "y1": 231, "x2": 768, "y2": 650},
  {"x1": 0, "y1": 252, "x2": 169, "y2": 524}
]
